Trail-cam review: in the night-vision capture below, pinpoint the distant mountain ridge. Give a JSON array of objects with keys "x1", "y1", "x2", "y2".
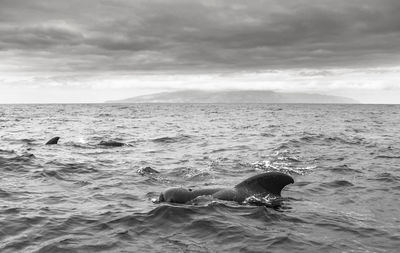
[{"x1": 105, "y1": 90, "x2": 358, "y2": 104}]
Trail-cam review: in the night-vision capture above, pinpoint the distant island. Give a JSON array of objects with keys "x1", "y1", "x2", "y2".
[{"x1": 105, "y1": 90, "x2": 359, "y2": 104}]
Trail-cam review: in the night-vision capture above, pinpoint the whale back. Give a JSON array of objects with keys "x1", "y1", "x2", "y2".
[
  {"x1": 159, "y1": 188, "x2": 221, "y2": 203},
  {"x1": 235, "y1": 172, "x2": 294, "y2": 196},
  {"x1": 99, "y1": 140, "x2": 125, "y2": 147}
]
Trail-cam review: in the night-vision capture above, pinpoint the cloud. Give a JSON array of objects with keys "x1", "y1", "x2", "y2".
[
  {"x1": 0, "y1": 22, "x2": 84, "y2": 50},
  {"x1": 1, "y1": 0, "x2": 400, "y2": 74},
  {"x1": 1, "y1": 0, "x2": 400, "y2": 103}
]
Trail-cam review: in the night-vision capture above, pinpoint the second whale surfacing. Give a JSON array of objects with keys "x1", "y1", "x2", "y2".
[{"x1": 158, "y1": 172, "x2": 294, "y2": 204}]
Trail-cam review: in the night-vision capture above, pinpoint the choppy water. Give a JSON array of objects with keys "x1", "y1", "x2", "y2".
[{"x1": 1, "y1": 104, "x2": 399, "y2": 252}]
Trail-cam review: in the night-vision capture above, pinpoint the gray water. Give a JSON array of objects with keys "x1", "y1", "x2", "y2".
[{"x1": 0, "y1": 104, "x2": 399, "y2": 252}]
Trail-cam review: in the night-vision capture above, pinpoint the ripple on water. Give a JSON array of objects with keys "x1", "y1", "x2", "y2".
[
  {"x1": 320, "y1": 180, "x2": 354, "y2": 188},
  {"x1": 328, "y1": 164, "x2": 362, "y2": 174},
  {"x1": 152, "y1": 134, "x2": 193, "y2": 144},
  {"x1": 371, "y1": 172, "x2": 400, "y2": 183}
]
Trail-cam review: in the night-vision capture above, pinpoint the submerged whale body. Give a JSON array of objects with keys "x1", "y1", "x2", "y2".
[
  {"x1": 46, "y1": 137, "x2": 60, "y2": 145},
  {"x1": 159, "y1": 172, "x2": 294, "y2": 204},
  {"x1": 98, "y1": 140, "x2": 125, "y2": 147}
]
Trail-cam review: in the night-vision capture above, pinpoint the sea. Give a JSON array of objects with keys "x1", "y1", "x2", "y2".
[{"x1": 0, "y1": 103, "x2": 399, "y2": 253}]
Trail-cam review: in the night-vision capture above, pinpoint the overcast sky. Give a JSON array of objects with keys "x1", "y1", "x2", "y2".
[{"x1": 1, "y1": 0, "x2": 400, "y2": 103}]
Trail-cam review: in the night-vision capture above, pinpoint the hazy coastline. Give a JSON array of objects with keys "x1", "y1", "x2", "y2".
[{"x1": 106, "y1": 90, "x2": 359, "y2": 104}]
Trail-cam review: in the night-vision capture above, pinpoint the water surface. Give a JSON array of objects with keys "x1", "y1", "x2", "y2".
[{"x1": 1, "y1": 104, "x2": 399, "y2": 252}]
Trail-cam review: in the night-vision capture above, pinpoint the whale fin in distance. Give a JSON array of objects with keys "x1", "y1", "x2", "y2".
[
  {"x1": 46, "y1": 137, "x2": 60, "y2": 145},
  {"x1": 235, "y1": 172, "x2": 294, "y2": 196}
]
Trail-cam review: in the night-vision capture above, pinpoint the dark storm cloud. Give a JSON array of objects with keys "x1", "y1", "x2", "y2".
[
  {"x1": 1, "y1": 0, "x2": 400, "y2": 73},
  {"x1": 0, "y1": 23, "x2": 84, "y2": 50}
]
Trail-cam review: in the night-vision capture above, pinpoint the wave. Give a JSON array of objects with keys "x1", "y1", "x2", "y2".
[
  {"x1": 251, "y1": 160, "x2": 315, "y2": 175},
  {"x1": 0, "y1": 188, "x2": 12, "y2": 198},
  {"x1": 375, "y1": 155, "x2": 400, "y2": 159},
  {"x1": 320, "y1": 180, "x2": 354, "y2": 188},
  {"x1": 209, "y1": 145, "x2": 252, "y2": 154},
  {"x1": 372, "y1": 172, "x2": 400, "y2": 183},
  {"x1": 81, "y1": 203, "x2": 303, "y2": 252},
  {"x1": 152, "y1": 135, "x2": 192, "y2": 144},
  {"x1": 164, "y1": 166, "x2": 214, "y2": 183},
  {"x1": 0, "y1": 152, "x2": 37, "y2": 172},
  {"x1": 46, "y1": 161, "x2": 98, "y2": 174},
  {"x1": 251, "y1": 148, "x2": 315, "y2": 175},
  {"x1": 328, "y1": 164, "x2": 362, "y2": 174},
  {"x1": 278, "y1": 132, "x2": 369, "y2": 148}
]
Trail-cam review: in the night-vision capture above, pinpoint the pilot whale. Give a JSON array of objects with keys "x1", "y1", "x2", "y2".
[
  {"x1": 158, "y1": 172, "x2": 294, "y2": 204},
  {"x1": 44, "y1": 137, "x2": 125, "y2": 147}
]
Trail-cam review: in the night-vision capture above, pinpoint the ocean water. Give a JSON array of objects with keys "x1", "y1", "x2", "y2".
[{"x1": 0, "y1": 104, "x2": 399, "y2": 253}]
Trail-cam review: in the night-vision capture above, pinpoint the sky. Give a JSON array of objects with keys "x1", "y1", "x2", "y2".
[{"x1": 1, "y1": 0, "x2": 400, "y2": 103}]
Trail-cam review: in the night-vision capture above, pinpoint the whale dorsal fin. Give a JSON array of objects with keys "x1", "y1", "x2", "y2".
[
  {"x1": 235, "y1": 172, "x2": 294, "y2": 196},
  {"x1": 46, "y1": 137, "x2": 60, "y2": 145}
]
